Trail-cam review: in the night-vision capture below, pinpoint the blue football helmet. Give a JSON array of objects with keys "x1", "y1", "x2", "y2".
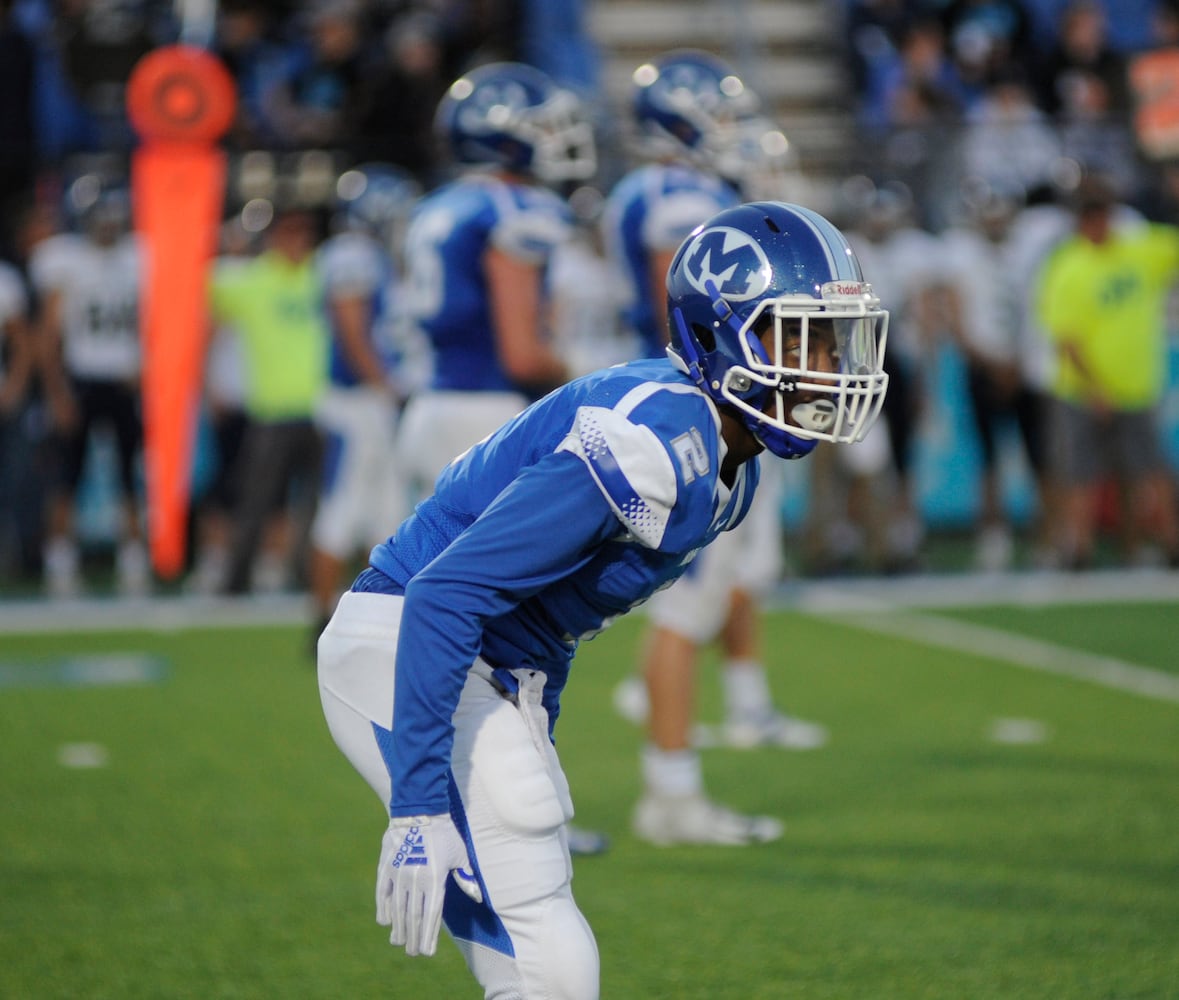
[
  {"x1": 666, "y1": 201, "x2": 890, "y2": 459},
  {"x1": 334, "y1": 162, "x2": 421, "y2": 257},
  {"x1": 631, "y1": 49, "x2": 760, "y2": 171},
  {"x1": 715, "y1": 115, "x2": 806, "y2": 202},
  {"x1": 335, "y1": 163, "x2": 421, "y2": 233},
  {"x1": 65, "y1": 173, "x2": 131, "y2": 239},
  {"x1": 436, "y1": 61, "x2": 597, "y2": 183}
]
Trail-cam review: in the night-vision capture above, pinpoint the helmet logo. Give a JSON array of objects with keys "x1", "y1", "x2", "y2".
[
  {"x1": 683, "y1": 226, "x2": 771, "y2": 302},
  {"x1": 457, "y1": 80, "x2": 530, "y2": 135}
]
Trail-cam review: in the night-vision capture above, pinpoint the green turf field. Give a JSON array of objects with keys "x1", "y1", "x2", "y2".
[{"x1": 1, "y1": 591, "x2": 1177, "y2": 999}]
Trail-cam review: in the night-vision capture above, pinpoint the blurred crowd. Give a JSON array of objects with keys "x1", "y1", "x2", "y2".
[{"x1": 1, "y1": 0, "x2": 1178, "y2": 602}]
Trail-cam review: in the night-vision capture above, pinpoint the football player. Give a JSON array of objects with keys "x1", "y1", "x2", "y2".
[
  {"x1": 318, "y1": 200, "x2": 889, "y2": 997},
  {"x1": 33, "y1": 178, "x2": 149, "y2": 597},
  {"x1": 601, "y1": 51, "x2": 829, "y2": 847},
  {"x1": 395, "y1": 61, "x2": 597, "y2": 501},
  {"x1": 308, "y1": 163, "x2": 421, "y2": 644}
]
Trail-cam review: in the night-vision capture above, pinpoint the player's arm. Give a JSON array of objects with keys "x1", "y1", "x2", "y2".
[
  {"x1": 390, "y1": 449, "x2": 621, "y2": 816},
  {"x1": 1035, "y1": 251, "x2": 1109, "y2": 410},
  {"x1": 0, "y1": 282, "x2": 33, "y2": 415},
  {"x1": 329, "y1": 291, "x2": 390, "y2": 390},
  {"x1": 377, "y1": 451, "x2": 625, "y2": 959},
  {"x1": 484, "y1": 245, "x2": 569, "y2": 392},
  {"x1": 34, "y1": 288, "x2": 76, "y2": 430}
]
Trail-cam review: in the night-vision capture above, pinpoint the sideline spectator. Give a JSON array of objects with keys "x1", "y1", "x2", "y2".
[
  {"x1": 843, "y1": 180, "x2": 941, "y2": 572},
  {"x1": 213, "y1": 0, "x2": 292, "y2": 150},
  {"x1": 353, "y1": 12, "x2": 448, "y2": 186},
  {"x1": 185, "y1": 215, "x2": 256, "y2": 595},
  {"x1": 861, "y1": 15, "x2": 971, "y2": 132},
  {"x1": 941, "y1": 0, "x2": 1037, "y2": 94},
  {"x1": 0, "y1": 249, "x2": 34, "y2": 578},
  {"x1": 55, "y1": 0, "x2": 163, "y2": 152},
  {"x1": 1037, "y1": 0, "x2": 1139, "y2": 192},
  {"x1": 959, "y1": 64, "x2": 1063, "y2": 197},
  {"x1": 210, "y1": 202, "x2": 329, "y2": 594},
  {"x1": 32, "y1": 178, "x2": 149, "y2": 597},
  {"x1": 0, "y1": 0, "x2": 36, "y2": 224},
  {"x1": 1035, "y1": 0, "x2": 1129, "y2": 118},
  {"x1": 1036, "y1": 173, "x2": 1179, "y2": 568},
  {"x1": 939, "y1": 186, "x2": 1053, "y2": 570},
  {"x1": 263, "y1": 0, "x2": 371, "y2": 153}
]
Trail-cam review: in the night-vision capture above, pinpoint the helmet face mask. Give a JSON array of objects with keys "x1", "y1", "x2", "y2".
[
  {"x1": 667, "y1": 202, "x2": 890, "y2": 459},
  {"x1": 715, "y1": 116, "x2": 802, "y2": 201},
  {"x1": 716, "y1": 296, "x2": 889, "y2": 455},
  {"x1": 438, "y1": 62, "x2": 597, "y2": 183}
]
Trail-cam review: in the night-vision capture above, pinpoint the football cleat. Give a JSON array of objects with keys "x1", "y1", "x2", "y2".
[
  {"x1": 565, "y1": 825, "x2": 611, "y2": 856},
  {"x1": 719, "y1": 711, "x2": 829, "y2": 751},
  {"x1": 632, "y1": 792, "x2": 784, "y2": 847}
]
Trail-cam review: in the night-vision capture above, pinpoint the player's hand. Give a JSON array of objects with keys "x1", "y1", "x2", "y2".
[{"x1": 375, "y1": 814, "x2": 482, "y2": 957}]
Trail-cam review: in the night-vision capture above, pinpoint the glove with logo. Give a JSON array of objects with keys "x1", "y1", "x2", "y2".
[{"x1": 375, "y1": 814, "x2": 483, "y2": 956}]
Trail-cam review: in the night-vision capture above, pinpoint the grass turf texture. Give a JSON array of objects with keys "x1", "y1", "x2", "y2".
[{"x1": 0, "y1": 604, "x2": 1176, "y2": 999}]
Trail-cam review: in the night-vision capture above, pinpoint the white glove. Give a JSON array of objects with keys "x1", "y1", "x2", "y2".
[{"x1": 375, "y1": 814, "x2": 483, "y2": 957}]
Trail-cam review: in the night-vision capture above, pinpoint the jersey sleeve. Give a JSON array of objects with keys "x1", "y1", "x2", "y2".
[
  {"x1": 318, "y1": 233, "x2": 384, "y2": 298},
  {"x1": 1143, "y1": 223, "x2": 1179, "y2": 283},
  {"x1": 643, "y1": 188, "x2": 731, "y2": 251},
  {"x1": 579, "y1": 378, "x2": 724, "y2": 552},
  {"x1": 555, "y1": 403, "x2": 682, "y2": 549},
  {"x1": 390, "y1": 449, "x2": 620, "y2": 816},
  {"x1": 488, "y1": 186, "x2": 572, "y2": 264},
  {"x1": 1034, "y1": 242, "x2": 1079, "y2": 342},
  {"x1": 0, "y1": 265, "x2": 27, "y2": 325},
  {"x1": 208, "y1": 257, "x2": 251, "y2": 322},
  {"x1": 28, "y1": 235, "x2": 78, "y2": 294}
]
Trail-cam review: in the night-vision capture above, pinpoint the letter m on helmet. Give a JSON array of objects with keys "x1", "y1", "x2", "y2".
[{"x1": 683, "y1": 226, "x2": 771, "y2": 302}]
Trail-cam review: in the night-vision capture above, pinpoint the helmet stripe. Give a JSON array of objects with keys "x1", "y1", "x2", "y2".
[{"x1": 787, "y1": 204, "x2": 862, "y2": 281}]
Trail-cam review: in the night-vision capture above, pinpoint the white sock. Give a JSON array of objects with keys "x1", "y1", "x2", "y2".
[
  {"x1": 44, "y1": 537, "x2": 79, "y2": 576},
  {"x1": 641, "y1": 745, "x2": 703, "y2": 797},
  {"x1": 723, "y1": 659, "x2": 774, "y2": 721}
]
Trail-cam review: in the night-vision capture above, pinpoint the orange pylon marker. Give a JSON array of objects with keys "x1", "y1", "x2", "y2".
[{"x1": 126, "y1": 45, "x2": 235, "y2": 579}]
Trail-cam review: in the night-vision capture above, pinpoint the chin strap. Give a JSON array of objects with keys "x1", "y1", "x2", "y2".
[
  {"x1": 749, "y1": 419, "x2": 817, "y2": 460},
  {"x1": 670, "y1": 310, "x2": 705, "y2": 386}
]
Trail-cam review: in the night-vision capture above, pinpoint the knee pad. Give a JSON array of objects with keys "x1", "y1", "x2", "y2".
[
  {"x1": 460, "y1": 889, "x2": 599, "y2": 1000},
  {"x1": 532, "y1": 891, "x2": 599, "y2": 1000}
]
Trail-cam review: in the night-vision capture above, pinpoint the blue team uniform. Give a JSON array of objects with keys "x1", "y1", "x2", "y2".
[
  {"x1": 318, "y1": 230, "x2": 399, "y2": 388},
  {"x1": 601, "y1": 163, "x2": 740, "y2": 358},
  {"x1": 357, "y1": 358, "x2": 759, "y2": 817},
  {"x1": 404, "y1": 174, "x2": 572, "y2": 394}
]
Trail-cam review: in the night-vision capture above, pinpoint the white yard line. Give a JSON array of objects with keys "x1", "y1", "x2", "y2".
[
  {"x1": 1, "y1": 569, "x2": 1177, "y2": 705},
  {"x1": 0, "y1": 594, "x2": 308, "y2": 634},
  {"x1": 765, "y1": 567, "x2": 1179, "y2": 703},
  {"x1": 772, "y1": 567, "x2": 1179, "y2": 614},
  {"x1": 828, "y1": 608, "x2": 1179, "y2": 705}
]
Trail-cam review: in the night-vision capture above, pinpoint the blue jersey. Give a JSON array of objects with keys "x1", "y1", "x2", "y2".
[
  {"x1": 364, "y1": 357, "x2": 760, "y2": 816},
  {"x1": 601, "y1": 163, "x2": 740, "y2": 358},
  {"x1": 403, "y1": 173, "x2": 572, "y2": 393},
  {"x1": 318, "y1": 231, "x2": 399, "y2": 388}
]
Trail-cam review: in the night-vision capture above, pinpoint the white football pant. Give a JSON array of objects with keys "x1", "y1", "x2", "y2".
[
  {"x1": 397, "y1": 390, "x2": 530, "y2": 502},
  {"x1": 318, "y1": 591, "x2": 600, "y2": 1000},
  {"x1": 645, "y1": 459, "x2": 785, "y2": 643},
  {"x1": 311, "y1": 386, "x2": 406, "y2": 557}
]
